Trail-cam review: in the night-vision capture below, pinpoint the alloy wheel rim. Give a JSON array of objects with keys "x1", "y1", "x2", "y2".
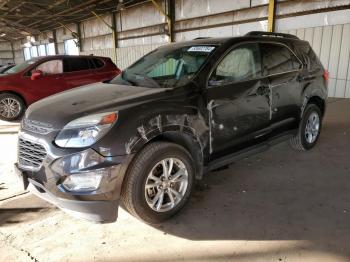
[
  {"x1": 145, "y1": 157, "x2": 189, "y2": 212},
  {"x1": 0, "y1": 98, "x2": 21, "y2": 119},
  {"x1": 305, "y1": 112, "x2": 320, "y2": 144}
]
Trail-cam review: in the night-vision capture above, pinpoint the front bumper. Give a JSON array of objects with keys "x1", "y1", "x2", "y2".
[
  {"x1": 28, "y1": 174, "x2": 119, "y2": 222},
  {"x1": 15, "y1": 156, "x2": 130, "y2": 223},
  {"x1": 15, "y1": 131, "x2": 133, "y2": 223}
]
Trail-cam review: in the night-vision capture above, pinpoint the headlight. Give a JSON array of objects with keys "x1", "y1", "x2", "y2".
[{"x1": 55, "y1": 112, "x2": 118, "y2": 148}]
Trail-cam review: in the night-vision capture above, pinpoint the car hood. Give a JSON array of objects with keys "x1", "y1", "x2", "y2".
[
  {"x1": 0, "y1": 73, "x2": 14, "y2": 79},
  {"x1": 25, "y1": 82, "x2": 171, "y2": 129}
]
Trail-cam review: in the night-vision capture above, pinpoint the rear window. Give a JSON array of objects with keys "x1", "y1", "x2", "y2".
[
  {"x1": 91, "y1": 58, "x2": 105, "y2": 69},
  {"x1": 261, "y1": 43, "x2": 302, "y2": 75},
  {"x1": 65, "y1": 57, "x2": 91, "y2": 72},
  {"x1": 295, "y1": 42, "x2": 322, "y2": 70}
]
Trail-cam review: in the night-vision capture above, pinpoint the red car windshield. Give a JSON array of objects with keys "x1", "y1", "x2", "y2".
[{"x1": 5, "y1": 59, "x2": 38, "y2": 75}]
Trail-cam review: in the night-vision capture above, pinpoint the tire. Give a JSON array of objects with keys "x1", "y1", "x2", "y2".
[
  {"x1": 290, "y1": 103, "x2": 322, "y2": 151},
  {"x1": 0, "y1": 93, "x2": 26, "y2": 121},
  {"x1": 121, "y1": 142, "x2": 194, "y2": 224}
]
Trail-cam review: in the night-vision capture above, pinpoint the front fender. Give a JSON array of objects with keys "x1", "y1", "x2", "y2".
[{"x1": 122, "y1": 113, "x2": 209, "y2": 179}]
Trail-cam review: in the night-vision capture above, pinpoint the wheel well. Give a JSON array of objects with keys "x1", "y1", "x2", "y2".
[
  {"x1": 0, "y1": 90, "x2": 27, "y2": 107},
  {"x1": 308, "y1": 96, "x2": 325, "y2": 116},
  {"x1": 139, "y1": 132, "x2": 204, "y2": 180}
]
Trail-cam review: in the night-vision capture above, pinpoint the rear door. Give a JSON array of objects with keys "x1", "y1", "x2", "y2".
[
  {"x1": 63, "y1": 57, "x2": 96, "y2": 88},
  {"x1": 260, "y1": 43, "x2": 303, "y2": 128},
  {"x1": 27, "y1": 58, "x2": 67, "y2": 101}
]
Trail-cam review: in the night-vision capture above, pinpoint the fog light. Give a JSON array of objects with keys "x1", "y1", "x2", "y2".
[
  {"x1": 62, "y1": 170, "x2": 106, "y2": 192},
  {"x1": 51, "y1": 149, "x2": 109, "y2": 193}
]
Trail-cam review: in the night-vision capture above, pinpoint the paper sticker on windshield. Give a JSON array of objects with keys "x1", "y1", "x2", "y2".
[{"x1": 187, "y1": 46, "x2": 215, "y2": 52}]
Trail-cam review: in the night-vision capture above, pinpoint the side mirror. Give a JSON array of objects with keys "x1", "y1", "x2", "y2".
[{"x1": 31, "y1": 70, "x2": 43, "y2": 80}]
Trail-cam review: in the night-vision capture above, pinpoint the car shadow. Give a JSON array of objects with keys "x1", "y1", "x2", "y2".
[
  {"x1": 0, "y1": 194, "x2": 56, "y2": 226},
  {"x1": 153, "y1": 132, "x2": 350, "y2": 258}
]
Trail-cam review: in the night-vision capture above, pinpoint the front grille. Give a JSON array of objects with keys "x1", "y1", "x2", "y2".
[{"x1": 18, "y1": 138, "x2": 47, "y2": 169}]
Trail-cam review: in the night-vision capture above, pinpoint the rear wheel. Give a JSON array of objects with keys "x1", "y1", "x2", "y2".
[
  {"x1": 290, "y1": 103, "x2": 322, "y2": 151},
  {"x1": 121, "y1": 142, "x2": 194, "y2": 224},
  {"x1": 0, "y1": 93, "x2": 25, "y2": 121}
]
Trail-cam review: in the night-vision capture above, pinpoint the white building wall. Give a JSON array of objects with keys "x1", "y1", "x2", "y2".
[
  {"x1": 80, "y1": 43, "x2": 165, "y2": 69},
  {"x1": 81, "y1": 14, "x2": 114, "y2": 51},
  {"x1": 0, "y1": 41, "x2": 13, "y2": 65},
  {"x1": 277, "y1": 9, "x2": 350, "y2": 98},
  {"x1": 12, "y1": 40, "x2": 25, "y2": 64},
  {"x1": 280, "y1": 23, "x2": 350, "y2": 98}
]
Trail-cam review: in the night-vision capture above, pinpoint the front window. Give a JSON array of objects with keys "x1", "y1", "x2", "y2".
[
  {"x1": 110, "y1": 45, "x2": 216, "y2": 88},
  {"x1": 35, "y1": 59, "x2": 63, "y2": 75},
  {"x1": 209, "y1": 43, "x2": 261, "y2": 86}
]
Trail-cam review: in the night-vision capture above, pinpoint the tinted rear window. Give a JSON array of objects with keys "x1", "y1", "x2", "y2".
[
  {"x1": 295, "y1": 42, "x2": 322, "y2": 70},
  {"x1": 261, "y1": 43, "x2": 301, "y2": 75},
  {"x1": 91, "y1": 58, "x2": 104, "y2": 69},
  {"x1": 65, "y1": 57, "x2": 91, "y2": 72}
]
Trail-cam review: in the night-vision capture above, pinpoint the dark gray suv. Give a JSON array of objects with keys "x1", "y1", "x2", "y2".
[{"x1": 15, "y1": 31, "x2": 328, "y2": 223}]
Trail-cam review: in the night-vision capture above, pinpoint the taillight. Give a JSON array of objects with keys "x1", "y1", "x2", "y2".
[{"x1": 323, "y1": 70, "x2": 329, "y2": 82}]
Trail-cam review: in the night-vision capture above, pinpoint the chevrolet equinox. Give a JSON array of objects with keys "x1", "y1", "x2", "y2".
[{"x1": 15, "y1": 32, "x2": 328, "y2": 223}]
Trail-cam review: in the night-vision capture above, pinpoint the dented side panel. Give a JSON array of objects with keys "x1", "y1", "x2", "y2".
[
  {"x1": 91, "y1": 85, "x2": 211, "y2": 164},
  {"x1": 206, "y1": 78, "x2": 271, "y2": 156},
  {"x1": 268, "y1": 71, "x2": 302, "y2": 126},
  {"x1": 125, "y1": 113, "x2": 209, "y2": 156}
]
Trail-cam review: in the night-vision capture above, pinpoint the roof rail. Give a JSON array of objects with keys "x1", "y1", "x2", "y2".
[
  {"x1": 245, "y1": 31, "x2": 299, "y2": 40},
  {"x1": 193, "y1": 37, "x2": 211, "y2": 40}
]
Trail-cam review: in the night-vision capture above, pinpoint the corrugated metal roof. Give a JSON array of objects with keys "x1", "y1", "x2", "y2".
[{"x1": 0, "y1": 0, "x2": 147, "y2": 41}]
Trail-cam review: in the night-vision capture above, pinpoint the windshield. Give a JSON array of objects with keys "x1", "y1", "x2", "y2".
[
  {"x1": 110, "y1": 45, "x2": 216, "y2": 88},
  {"x1": 5, "y1": 59, "x2": 37, "y2": 74}
]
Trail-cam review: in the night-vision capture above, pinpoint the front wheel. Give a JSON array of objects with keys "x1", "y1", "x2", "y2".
[
  {"x1": 290, "y1": 103, "x2": 322, "y2": 151},
  {"x1": 121, "y1": 142, "x2": 194, "y2": 224},
  {"x1": 0, "y1": 93, "x2": 26, "y2": 122}
]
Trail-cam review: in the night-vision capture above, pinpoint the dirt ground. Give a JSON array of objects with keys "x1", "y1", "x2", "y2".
[{"x1": 1, "y1": 99, "x2": 350, "y2": 262}]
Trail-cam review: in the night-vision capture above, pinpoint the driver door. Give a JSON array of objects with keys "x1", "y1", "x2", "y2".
[
  {"x1": 28, "y1": 58, "x2": 67, "y2": 101},
  {"x1": 206, "y1": 43, "x2": 271, "y2": 157}
]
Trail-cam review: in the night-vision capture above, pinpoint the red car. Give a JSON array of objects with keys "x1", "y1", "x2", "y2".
[{"x1": 0, "y1": 55, "x2": 121, "y2": 121}]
